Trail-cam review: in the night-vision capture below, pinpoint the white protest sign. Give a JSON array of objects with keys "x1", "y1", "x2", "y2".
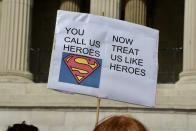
[{"x1": 48, "y1": 10, "x2": 159, "y2": 107}]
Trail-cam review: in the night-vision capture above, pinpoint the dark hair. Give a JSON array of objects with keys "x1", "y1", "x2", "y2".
[
  {"x1": 7, "y1": 121, "x2": 38, "y2": 131},
  {"x1": 94, "y1": 115, "x2": 147, "y2": 131}
]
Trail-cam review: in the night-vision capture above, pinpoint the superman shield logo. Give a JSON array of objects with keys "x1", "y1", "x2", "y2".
[{"x1": 59, "y1": 53, "x2": 102, "y2": 88}]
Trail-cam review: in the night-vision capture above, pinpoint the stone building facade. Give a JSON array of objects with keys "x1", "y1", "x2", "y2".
[{"x1": 0, "y1": 0, "x2": 196, "y2": 131}]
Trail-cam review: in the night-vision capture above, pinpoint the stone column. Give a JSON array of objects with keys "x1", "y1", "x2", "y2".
[
  {"x1": 60, "y1": 0, "x2": 81, "y2": 11},
  {"x1": 178, "y1": 0, "x2": 196, "y2": 83},
  {"x1": 90, "y1": 0, "x2": 120, "y2": 19},
  {"x1": 0, "y1": 0, "x2": 2, "y2": 29},
  {"x1": 125, "y1": 0, "x2": 147, "y2": 25},
  {"x1": 0, "y1": 0, "x2": 33, "y2": 82}
]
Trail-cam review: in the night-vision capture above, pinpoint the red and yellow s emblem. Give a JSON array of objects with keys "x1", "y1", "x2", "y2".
[{"x1": 64, "y1": 54, "x2": 100, "y2": 83}]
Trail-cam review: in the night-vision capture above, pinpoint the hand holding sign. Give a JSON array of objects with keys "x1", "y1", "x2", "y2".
[{"x1": 48, "y1": 10, "x2": 159, "y2": 107}]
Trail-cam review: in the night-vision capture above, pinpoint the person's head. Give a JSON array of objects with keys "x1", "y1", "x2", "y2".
[
  {"x1": 7, "y1": 121, "x2": 38, "y2": 131},
  {"x1": 94, "y1": 115, "x2": 147, "y2": 131}
]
